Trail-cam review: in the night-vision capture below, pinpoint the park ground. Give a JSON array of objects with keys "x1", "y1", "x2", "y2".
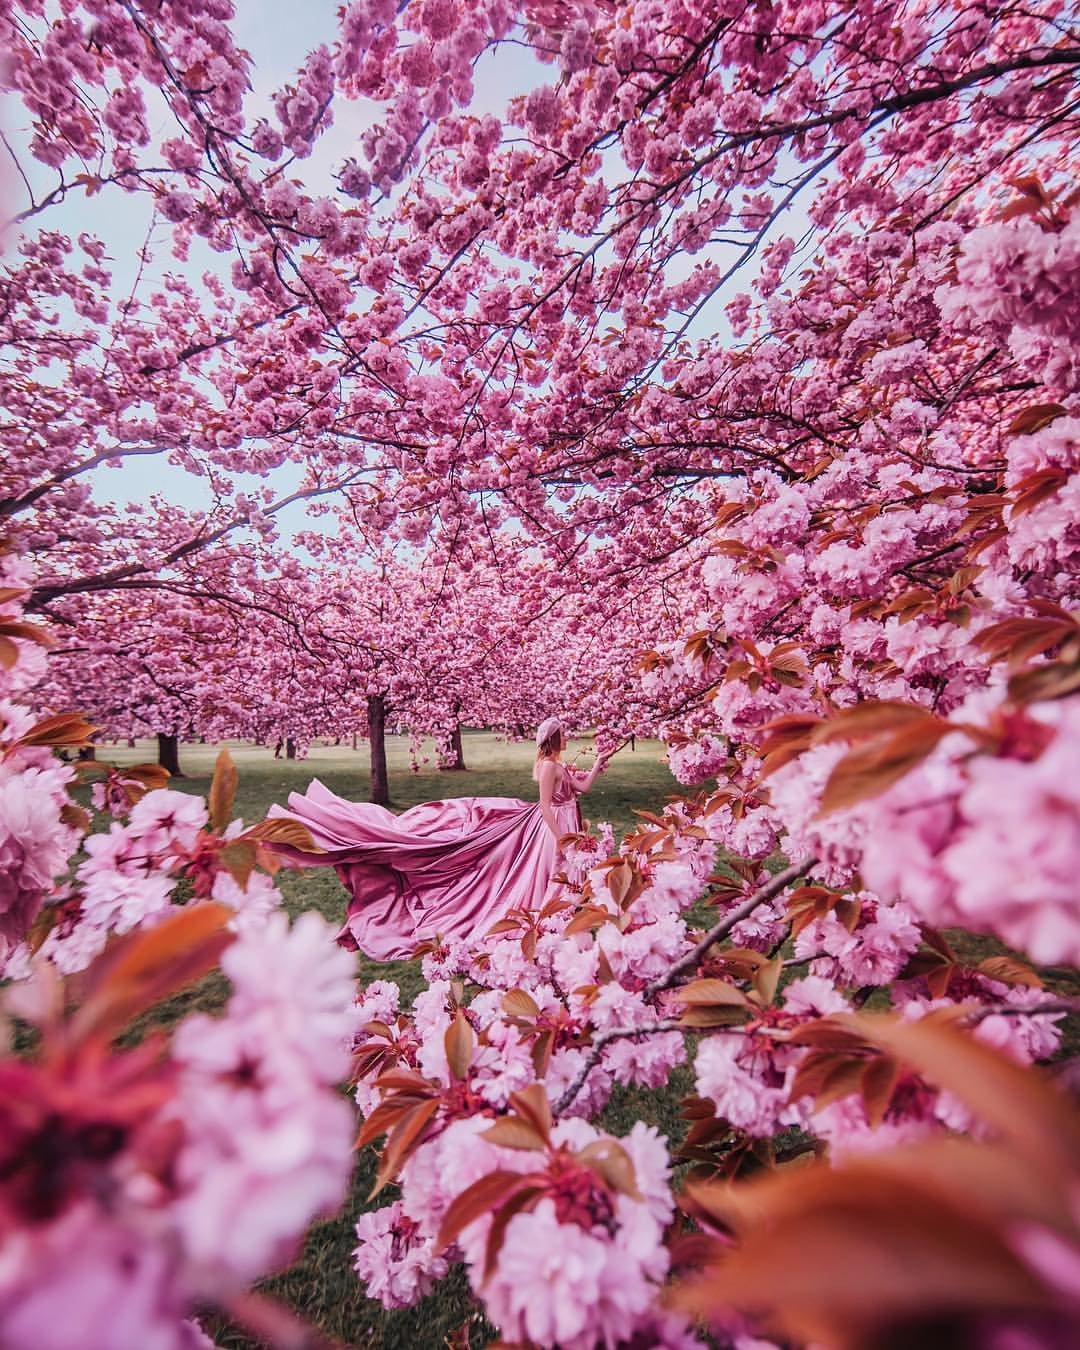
[
  {"x1": 97, "y1": 733, "x2": 1079, "y2": 1349},
  {"x1": 101, "y1": 732, "x2": 685, "y2": 1348}
]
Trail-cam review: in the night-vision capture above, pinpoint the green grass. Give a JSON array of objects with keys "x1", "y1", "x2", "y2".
[
  {"x1": 96, "y1": 733, "x2": 684, "y2": 1347},
  {"x1": 80, "y1": 734, "x2": 1080, "y2": 1345}
]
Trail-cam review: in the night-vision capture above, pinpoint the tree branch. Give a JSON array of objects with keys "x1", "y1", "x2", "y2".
[
  {"x1": 553, "y1": 1018, "x2": 687, "y2": 1115},
  {"x1": 552, "y1": 857, "x2": 818, "y2": 1115},
  {"x1": 643, "y1": 857, "x2": 818, "y2": 1002}
]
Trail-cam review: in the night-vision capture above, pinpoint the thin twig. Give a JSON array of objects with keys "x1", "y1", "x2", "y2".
[
  {"x1": 553, "y1": 1019, "x2": 686, "y2": 1115},
  {"x1": 961, "y1": 999, "x2": 1080, "y2": 1025},
  {"x1": 642, "y1": 857, "x2": 818, "y2": 1002}
]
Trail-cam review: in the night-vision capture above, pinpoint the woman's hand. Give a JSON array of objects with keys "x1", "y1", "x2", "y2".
[{"x1": 578, "y1": 745, "x2": 615, "y2": 792}]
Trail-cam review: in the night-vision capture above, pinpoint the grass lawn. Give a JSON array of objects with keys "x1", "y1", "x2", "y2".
[
  {"x1": 86, "y1": 734, "x2": 1079, "y2": 1346},
  {"x1": 98, "y1": 732, "x2": 684, "y2": 1347}
]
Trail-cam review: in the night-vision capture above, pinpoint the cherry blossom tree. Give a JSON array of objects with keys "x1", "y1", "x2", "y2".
[
  {"x1": 4, "y1": 0, "x2": 1072, "y2": 610},
  {"x1": 2, "y1": 0, "x2": 1079, "y2": 1346}
]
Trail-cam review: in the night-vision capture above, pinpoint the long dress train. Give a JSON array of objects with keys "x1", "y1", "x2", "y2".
[{"x1": 265, "y1": 769, "x2": 584, "y2": 960}]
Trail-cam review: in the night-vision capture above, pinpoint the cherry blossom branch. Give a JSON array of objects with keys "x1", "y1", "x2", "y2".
[
  {"x1": 552, "y1": 859, "x2": 818, "y2": 1116},
  {"x1": 960, "y1": 999, "x2": 1080, "y2": 1025},
  {"x1": 553, "y1": 1019, "x2": 685, "y2": 1115},
  {"x1": 25, "y1": 468, "x2": 377, "y2": 610},
  {"x1": 643, "y1": 857, "x2": 819, "y2": 1002}
]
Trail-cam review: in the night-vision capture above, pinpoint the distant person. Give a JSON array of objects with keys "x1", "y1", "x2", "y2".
[{"x1": 266, "y1": 717, "x2": 613, "y2": 958}]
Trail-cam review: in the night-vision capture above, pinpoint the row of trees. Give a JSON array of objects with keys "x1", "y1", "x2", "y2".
[{"x1": 37, "y1": 546, "x2": 702, "y2": 800}]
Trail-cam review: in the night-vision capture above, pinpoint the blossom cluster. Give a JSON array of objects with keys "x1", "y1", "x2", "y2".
[
  {"x1": 1, "y1": 906, "x2": 357, "y2": 1349},
  {"x1": 1, "y1": 557, "x2": 360, "y2": 1346},
  {"x1": 346, "y1": 773, "x2": 1068, "y2": 1343}
]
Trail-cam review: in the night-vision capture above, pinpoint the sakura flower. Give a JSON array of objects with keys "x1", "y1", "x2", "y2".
[
  {"x1": 127, "y1": 790, "x2": 208, "y2": 857},
  {"x1": 353, "y1": 1200, "x2": 449, "y2": 1308}
]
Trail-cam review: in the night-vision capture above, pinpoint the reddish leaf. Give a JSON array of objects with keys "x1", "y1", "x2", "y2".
[
  {"x1": 507, "y1": 1083, "x2": 552, "y2": 1144},
  {"x1": 71, "y1": 902, "x2": 232, "y2": 1042},
  {"x1": 374, "y1": 1067, "x2": 436, "y2": 1094},
  {"x1": 1010, "y1": 467, "x2": 1068, "y2": 518},
  {"x1": 483, "y1": 1186, "x2": 545, "y2": 1277},
  {"x1": 25, "y1": 903, "x2": 61, "y2": 955},
  {"x1": 445, "y1": 1012, "x2": 474, "y2": 1081},
  {"x1": 485, "y1": 917, "x2": 522, "y2": 936},
  {"x1": 371, "y1": 1097, "x2": 441, "y2": 1197},
  {"x1": 1007, "y1": 402, "x2": 1065, "y2": 436},
  {"x1": 926, "y1": 960, "x2": 957, "y2": 1001},
  {"x1": 219, "y1": 839, "x2": 257, "y2": 888},
  {"x1": 757, "y1": 713, "x2": 822, "y2": 775},
  {"x1": 356, "y1": 1097, "x2": 421, "y2": 1150},
  {"x1": 606, "y1": 859, "x2": 639, "y2": 907},
  {"x1": 1008, "y1": 658, "x2": 1080, "y2": 703},
  {"x1": 481, "y1": 1117, "x2": 547, "y2": 1151},
  {"x1": 972, "y1": 614, "x2": 1077, "y2": 668},
  {"x1": 788, "y1": 1018, "x2": 870, "y2": 1051},
  {"x1": 861, "y1": 1054, "x2": 900, "y2": 1126},
  {"x1": 208, "y1": 749, "x2": 238, "y2": 834},
  {"x1": 680, "y1": 1004, "x2": 754, "y2": 1028},
  {"x1": 676, "y1": 1147, "x2": 1058, "y2": 1346},
  {"x1": 17, "y1": 711, "x2": 96, "y2": 751},
  {"x1": 674, "y1": 978, "x2": 750, "y2": 1008},
  {"x1": 817, "y1": 719, "x2": 951, "y2": 815},
  {"x1": 921, "y1": 926, "x2": 958, "y2": 960},
  {"x1": 502, "y1": 988, "x2": 540, "y2": 1019},
  {"x1": 125, "y1": 762, "x2": 172, "y2": 789},
  {"x1": 531, "y1": 1028, "x2": 555, "y2": 1078},
  {"x1": 753, "y1": 955, "x2": 783, "y2": 1006},
  {"x1": 789, "y1": 1048, "x2": 867, "y2": 1110},
  {"x1": 0, "y1": 617, "x2": 55, "y2": 650},
  {"x1": 436, "y1": 1170, "x2": 538, "y2": 1252},
  {"x1": 977, "y1": 956, "x2": 1042, "y2": 989},
  {"x1": 577, "y1": 1139, "x2": 642, "y2": 1199},
  {"x1": 242, "y1": 817, "x2": 325, "y2": 853},
  {"x1": 810, "y1": 700, "x2": 942, "y2": 746},
  {"x1": 60, "y1": 802, "x2": 91, "y2": 834},
  {"x1": 564, "y1": 904, "x2": 614, "y2": 935}
]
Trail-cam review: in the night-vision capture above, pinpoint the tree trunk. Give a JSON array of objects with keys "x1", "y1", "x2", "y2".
[
  {"x1": 441, "y1": 723, "x2": 468, "y2": 771},
  {"x1": 157, "y1": 733, "x2": 182, "y2": 777},
  {"x1": 285, "y1": 737, "x2": 297, "y2": 760},
  {"x1": 367, "y1": 693, "x2": 390, "y2": 807}
]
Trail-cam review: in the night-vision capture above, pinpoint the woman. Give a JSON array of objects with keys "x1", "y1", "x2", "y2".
[{"x1": 266, "y1": 718, "x2": 612, "y2": 960}]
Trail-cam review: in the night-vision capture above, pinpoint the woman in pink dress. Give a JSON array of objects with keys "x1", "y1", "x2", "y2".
[{"x1": 266, "y1": 718, "x2": 612, "y2": 960}]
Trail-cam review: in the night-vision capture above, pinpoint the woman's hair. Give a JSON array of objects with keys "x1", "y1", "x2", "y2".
[{"x1": 534, "y1": 717, "x2": 564, "y2": 763}]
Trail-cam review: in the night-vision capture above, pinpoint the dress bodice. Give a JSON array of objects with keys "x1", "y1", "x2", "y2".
[{"x1": 549, "y1": 764, "x2": 583, "y2": 807}]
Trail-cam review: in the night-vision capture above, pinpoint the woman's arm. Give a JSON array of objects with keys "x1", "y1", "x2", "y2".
[{"x1": 537, "y1": 759, "x2": 563, "y2": 840}]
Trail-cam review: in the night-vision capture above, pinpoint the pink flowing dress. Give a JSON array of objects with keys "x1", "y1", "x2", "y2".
[{"x1": 266, "y1": 767, "x2": 584, "y2": 960}]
